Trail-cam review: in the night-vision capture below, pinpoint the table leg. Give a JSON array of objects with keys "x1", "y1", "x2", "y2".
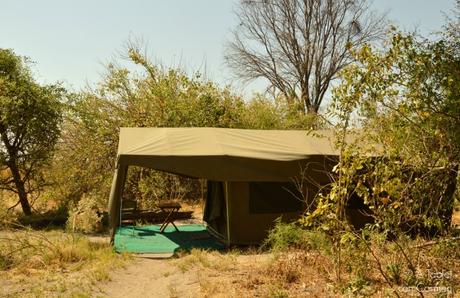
[{"x1": 160, "y1": 207, "x2": 180, "y2": 233}]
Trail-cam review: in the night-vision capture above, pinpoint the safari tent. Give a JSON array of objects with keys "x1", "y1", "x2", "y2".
[{"x1": 108, "y1": 127, "x2": 340, "y2": 245}]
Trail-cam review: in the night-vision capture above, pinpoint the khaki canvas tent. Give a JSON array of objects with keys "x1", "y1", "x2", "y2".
[{"x1": 108, "y1": 127, "x2": 340, "y2": 245}]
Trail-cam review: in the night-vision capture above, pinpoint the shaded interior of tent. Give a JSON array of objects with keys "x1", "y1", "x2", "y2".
[
  {"x1": 108, "y1": 128, "x2": 342, "y2": 245},
  {"x1": 203, "y1": 168, "x2": 335, "y2": 244}
]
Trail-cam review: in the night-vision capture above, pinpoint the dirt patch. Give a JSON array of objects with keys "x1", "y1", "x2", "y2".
[
  {"x1": 94, "y1": 249, "x2": 338, "y2": 298},
  {"x1": 95, "y1": 256, "x2": 201, "y2": 298}
]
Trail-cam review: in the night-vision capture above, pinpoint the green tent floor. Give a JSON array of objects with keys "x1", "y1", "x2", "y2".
[{"x1": 114, "y1": 224, "x2": 226, "y2": 254}]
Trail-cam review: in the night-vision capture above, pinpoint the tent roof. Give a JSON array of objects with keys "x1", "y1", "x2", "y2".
[
  {"x1": 115, "y1": 127, "x2": 341, "y2": 181},
  {"x1": 117, "y1": 127, "x2": 339, "y2": 161}
]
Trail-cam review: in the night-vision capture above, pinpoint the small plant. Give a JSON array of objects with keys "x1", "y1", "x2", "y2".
[
  {"x1": 173, "y1": 248, "x2": 211, "y2": 272},
  {"x1": 343, "y1": 275, "x2": 370, "y2": 296},
  {"x1": 430, "y1": 239, "x2": 460, "y2": 259},
  {"x1": 269, "y1": 286, "x2": 289, "y2": 298},
  {"x1": 265, "y1": 219, "x2": 333, "y2": 257},
  {"x1": 386, "y1": 263, "x2": 402, "y2": 284}
]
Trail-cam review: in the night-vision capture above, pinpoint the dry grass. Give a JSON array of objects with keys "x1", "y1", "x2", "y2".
[
  {"x1": 169, "y1": 221, "x2": 460, "y2": 297},
  {"x1": 0, "y1": 228, "x2": 128, "y2": 297},
  {"x1": 173, "y1": 248, "x2": 238, "y2": 273},
  {"x1": 237, "y1": 250, "x2": 338, "y2": 297},
  {"x1": 452, "y1": 205, "x2": 460, "y2": 226},
  {"x1": 341, "y1": 237, "x2": 460, "y2": 296},
  {"x1": 171, "y1": 248, "x2": 337, "y2": 297}
]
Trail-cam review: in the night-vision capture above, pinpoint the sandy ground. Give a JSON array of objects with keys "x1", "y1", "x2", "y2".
[
  {"x1": 93, "y1": 249, "x2": 336, "y2": 298},
  {"x1": 95, "y1": 208, "x2": 214, "y2": 298},
  {"x1": 94, "y1": 255, "x2": 202, "y2": 298}
]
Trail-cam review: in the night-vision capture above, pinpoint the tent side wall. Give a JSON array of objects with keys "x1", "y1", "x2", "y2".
[
  {"x1": 204, "y1": 181, "x2": 309, "y2": 245},
  {"x1": 223, "y1": 158, "x2": 337, "y2": 245},
  {"x1": 202, "y1": 157, "x2": 337, "y2": 245},
  {"x1": 226, "y1": 182, "x2": 304, "y2": 245}
]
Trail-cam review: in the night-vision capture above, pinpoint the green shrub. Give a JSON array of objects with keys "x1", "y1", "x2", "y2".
[
  {"x1": 66, "y1": 194, "x2": 102, "y2": 233},
  {"x1": 264, "y1": 219, "x2": 332, "y2": 254},
  {"x1": 430, "y1": 239, "x2": 460, "y2": 259},
  {"x1": 264, "y1": 219, "x2": 307, "y2": 252}
]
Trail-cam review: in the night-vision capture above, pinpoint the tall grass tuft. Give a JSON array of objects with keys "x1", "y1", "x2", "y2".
[
  {"x1": 0, "y1": 228, "x2": 122, "y2": 272},
  {"x1": 0, "y1": 227, "x2": 127, "y2": 296}
]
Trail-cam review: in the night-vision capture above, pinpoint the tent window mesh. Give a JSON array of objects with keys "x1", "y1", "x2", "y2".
[{"x1": 249, "y1": 182, "x2": 304, "y2": 214}]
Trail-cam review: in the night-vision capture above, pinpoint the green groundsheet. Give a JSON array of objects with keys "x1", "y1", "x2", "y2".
[{"x1": 114, "y1": 224, "x2": 225, "y2": 254}]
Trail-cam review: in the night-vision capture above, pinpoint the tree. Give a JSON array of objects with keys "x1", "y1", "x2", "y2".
[
  {"x1": 51, "y1": 47, "x2": 247, "y2": 209},
  {"x1": 226, "y1": 0, "x2": 386, "y2": 114},
  {"x1": 0, "y1": 49, "x2": 63, "y2": 215},
  {"x1": 315, "y1": 28, "x2": 460, "y2": 234},
  {"x1": 51, "y1": 46, "x2": 317, "y2": 210}
]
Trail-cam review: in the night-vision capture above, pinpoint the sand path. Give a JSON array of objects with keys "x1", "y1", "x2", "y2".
[{"x1": 95, "y1": 254, "x2": 201, "y2": 298}]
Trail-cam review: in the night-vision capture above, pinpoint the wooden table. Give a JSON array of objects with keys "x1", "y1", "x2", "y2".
[{"x1": 158, "y1": 201, "x2": 181, "y2": 233}]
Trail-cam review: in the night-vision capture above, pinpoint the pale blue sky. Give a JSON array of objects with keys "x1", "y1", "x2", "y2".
[{"x1": 0, "y1": 0, "x2": 455, "y2": 95}]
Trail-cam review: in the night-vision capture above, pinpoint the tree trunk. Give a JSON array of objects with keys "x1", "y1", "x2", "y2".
[
  {"x1": 307, "y1": 104, "x2": 319, "y2": 114},
  {"x1": 8, "y1": 161, "x2": 32, "y2": 215},
  {"x1": 16, "y1": 182, "x2": 31, "y2": 216},
  {"x1": 440, "y1": 164, "x2": 459, "y2": 231},
  {"x1": 300, "y1": 89, "x2": 319, "y2": 115},
  {"x1": 0, "y1": 126, "x2": 32, "y2": 216}
]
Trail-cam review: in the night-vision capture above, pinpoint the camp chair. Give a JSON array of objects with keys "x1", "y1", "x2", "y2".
[{"x1": 121, "y1": 199, "x2": 139, "y2": 226}]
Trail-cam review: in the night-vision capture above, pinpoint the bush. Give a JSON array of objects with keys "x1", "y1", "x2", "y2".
[
  {"x1": 264, "y1": 219, "x2": 332, "y2": 254},
  {"x1": 264, "y1": 219, "x2": 307, "y2": 252},
  {"x1": 66, "y1": 194, "x2": 103, "y2": 233},
  {"x1": 324, "y1": 29, "x2": 460, "y2": 237}
]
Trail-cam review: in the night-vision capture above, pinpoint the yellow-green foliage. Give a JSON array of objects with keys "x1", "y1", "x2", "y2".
[
  {"x1": 47, "y1": 45, "x2": 321, "y2": 210},
  {"x1": 66, "y1": 194, "x2": 103, "y2": 233},
  {"x1": 304, "y1": 28, "x2": 460, "y2": 235},
  {"x1": 264, "y1": 220, "x2": 332, "y2": 254},
  {"x1": 0, "y1": 191, "x2": 16, "y2": 226}
]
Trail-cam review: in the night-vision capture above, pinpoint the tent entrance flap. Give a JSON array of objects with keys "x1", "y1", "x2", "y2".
[{"x1": 203, "y1": 181, "x2": 228, "y2": 242}]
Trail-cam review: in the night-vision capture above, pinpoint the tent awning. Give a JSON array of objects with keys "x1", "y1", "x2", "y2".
[
  {"x1": 115, "y1": 127, "x2": 340, "y2": 181},
  {"x1": 109, "y1": 127, "x2": 342, "y2": 242}
]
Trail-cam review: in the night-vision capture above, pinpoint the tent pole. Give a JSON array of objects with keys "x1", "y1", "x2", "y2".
[
  {"x1": 225, "y1": 182, "x2": 231, "y2": 247},
  {"x1": 108, "y1": 164, "x2": 128, "y2": 244}
]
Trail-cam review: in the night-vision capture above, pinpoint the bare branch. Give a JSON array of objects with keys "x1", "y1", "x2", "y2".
[{"x1": 226, "y1": 0, "x2": 387, "y2": 113}]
